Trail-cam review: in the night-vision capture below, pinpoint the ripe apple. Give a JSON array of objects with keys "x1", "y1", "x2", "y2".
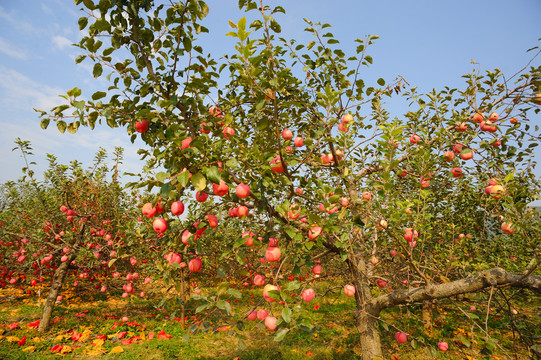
[
  {"x1": 135, "y1": 120, "x2": 149, "y2": 133},
  {"x1": 212, "y1": 180, "x2": 229, "y2": 196},
  {"x1": 362, "y1": 192, "x2": 371, "y2": 200},
  {"x1": 243, "y1": 231, "x2": 255, "y2": 247},
  {"x1": 338, "y1": 122, "x2": 349, "y2": 132},
  {"x1": 189, "y1": 258, "x2": 202, "y2": 272},
  {"x1": 205, "y1": 214, "x2": 218, "y2": 228},
  {"x1": 321, "y1": 154, "x2": 333, "y2": 164},
  {"x1": 236, "y1": 184, "x2": 251, "y2": 199},
  {"x1": 344, "y1": 284, "x2": 355, "y2": 297},
  {"x1": 410, "y1": 134, "x2": 420, "y2": 143},
  {"x1": 153, "y1": 218, "x2": 167, "y2": 233},
  {"x1": 501, "y1": 222, "x2": 515, "y2": 235},
  {"x1": 370, "y1": 257, "x2": 379, "y2": 264},
  {"x1": 403, "y1": 228, "x2": 418, "y2": 242},
  {"x1": 265, "y1": 316, "x2": 277, "y2": 330},
  {"x1": 254, "y1": 275, "x2": 265, "y2": 286},
  {"x1": 237, "y1": 205, "x2": 249, "y2": 217},
  {"x1": 60, "y1": 205, "x2": 68, "y2": 212},
  {"x1": 287, "y1": 204, "x2": 301, "y2": 220},
  {"x1": 223, "y1": 126, "x2": 235, "y2": 139},
  {"x1": 437, "y1": 341, "x2": 449, "y2": 351},
  {"x1": 56, "y1": 295, "x2": 63, "y2": 302},
  {"x1": 282, "y1": 129, "x2": 293, "y2": 140},
  {"x1": 456, "y1": 122, "x2": 468, "y2": 132},
  {"x1": 100, "y1": 286, "x2": 106, "y2": 292},
  {"x1": 471, "y1": 113, "x2": 484, "y2": 123},
  {"x1": 340, "y1": 197, "x2": 349, "y2": 207},
  {"x1": 130, "y1": 257, "x2": 137, "y2": 266},
  {"x1": 247, "y1": 310, "x2": 257, "y2": 321},
  {"x1": 270, "y1": 156, "x2": 285, "y2": 173},
  {"x1": 309, "y1": 226, "x2": 322, "y2": 240},
  {"x1": 342, "y1": 114, "x2": 353, "y2": 123},
  {"x1": 145, "y1": 277, "x2": 151, "y2": 284},
  {"x1": 257, "y1": 309, "x2": 268, "y2": 320},
  {"x1": 390, "y1": 249, "x2": 397, "y2": 256},
  {"x1": 489, "y1": 112, "x2": 499, "y2": 121},
  {"x1": 443, "y1": 151, "x2": 455, "y2": 162},
  {"x1": 263, "y1": 284, "x2": 280, "y2": 302},
  {"x1": 460, "y1": 149, "x2": 473, "y2": 160},
  {"x1": 490, "y1": 185, "x2": 505, "y2": 199},
  {"x1": 377, "y1": 279, "x2": 387, "y2": 288},
  {"x1": 510, "y1": 117, "x2": 518, "y2": 124},
  {"x1": 140, "y1": 291, "x2": 146, "y2": 298},
  {"x1": 268, "y1": 238, "x2": 278, "y2": 247},
  {"x1": 142, "y1": 203, "x2": 157, "y2": 218},
  {"x1": 265, "y1": 247, "x2": 281, "y2": 262},
  {"x1": 451, "y1": 167, "x2": 463, "y2": 178},
  {"x1": 395, "y1": 331, "x2": 407, "y2": 344},
  {"x1": 171, "y1": 201, "x2": 185, "y2": 216},
  {"x1": 294, "y1": 137, "x2": 304, "y2": 147},
  {"x1": 453, "y1": 143, "x2": 463, "y2": 153},
  {"x1": 302, "y1": 288, "x2": 315, "y2": 302},
  {"x1": 61, "y1": 255, "x2": 68, "y2": 262},
  {"x1": 312, "y1": 265, "x2": 322, "y2": 275},
  {"x1": 295, "y1": 187, "x2": 303, "y2": 195},
  {"x1": 195, "y1": 191, "x2": 208, "y2": 202},
  {"x1": 181, "y1": 137, "x2": 192, "y2": 150}
]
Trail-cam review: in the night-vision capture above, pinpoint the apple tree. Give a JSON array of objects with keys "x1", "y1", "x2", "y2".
[
  {"x1": 0, "y1": 140, "x2": 155, "y2": 332},
  {"x1": 37, "y1": 0, "x2": 541, "y2": 358}
]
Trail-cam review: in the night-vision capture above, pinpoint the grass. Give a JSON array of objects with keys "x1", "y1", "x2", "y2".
[{"x1": 0, "y1": 279, "x2": 539, "y2": 359}]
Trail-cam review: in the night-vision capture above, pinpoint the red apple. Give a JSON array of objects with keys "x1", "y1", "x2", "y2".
[
  {"x1": 501, "y1": 222, "x2": 515, "y2": 235},
  {"x1": 195, "y1": 191, "x2": 208, "y2": 202},
  {"x1": 211, "y1": 180, "x2": 228, "y2": 196},
  {"x1": 263, "y1": 284, "x2": 280, "y2": 302},
  {"x1": 302, "y1": 288, "x2": 315, "y2": 302},
  {"x1": 142, "y1": 203, "x2": 157, "y2": 218},
  {"x1": 395, "y1": 331, "x2": 407, "y2": 344},
  {"x1": 410, "y1": 134, "x2": 420, "y2": 143},
  {"x1": 188, "y1": 258, "x2": 202, "y2": 272},
  {"x1": 443, "y1": 151, "x2": 455, "y2": 162},
  {"x1": 135, "y1": 120, "x2": 149, "y2": 133},
  {"x1": 451, "y1": 167, "x2": 463, "y2": 178},
  {"x1": 171, "y1": 201, "x2": 185, "y2": 216},
  {"x1": 223, "y1": 126, "x2": 235, "y2": 139},
  {"x1": 309, "y1": 226, "x2": 322, "y2": 240},
  {"x1": 437, "y1": 341, "x2": 449, "y2": 351},
  {"x1": 294, "y1": 137, "x2": 304, "y2": 147},
  {"x1": 265, "y1": 247, "x2": 281, "y2": 262},
  {"x1": 265, "y1": 316, "x2": 277, "y2": 330},
  {"x1": 237, "y1": 206, "x2": 249, "y2": 217},
  {"x1": 181, "y1": 138, "x2": 192, "y2": 150},
  {"x1": 344, "y1": 284, "x2": 355, "y2": 297},
  {"x1": 205, "y1": 214, "x2": 218, "y2": 228},
  {"x1": 236, "y1": 184, "x2": 251, "y2": 199},
  {"x1": 254, "y1": 275, "x2": 265, "y2": 286},
  {"x1": 312, "y1": 265, "x2": 322, "y2": 275},
  {"x1": 257, "y1": 309, "x2": 268, "y2": 320},
  {"x1": 282, "y1": 129, "x2": 293, "y2": 140},
  {"x1": 153, "y1": 218, "x2": 167, "y2": 233}
]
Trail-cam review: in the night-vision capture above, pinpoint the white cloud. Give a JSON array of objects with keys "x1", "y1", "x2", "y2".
[
  {"x1": 0, "y1": 5, "x2": 38, "y2": 35},
  {"x1": 0, "y1": 36, "x2": 28, "y2": 60},
  {"x1": 52, "y1": 35, "x2": 73, "y2": 50},
  {"x1": 0, "y1": 65, "x2": 65, "y2": 111}
]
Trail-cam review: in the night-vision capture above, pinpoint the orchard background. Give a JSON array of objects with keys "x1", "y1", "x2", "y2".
[{"x1": 1, "y1": 1, "x2": 541, "y2": 359}]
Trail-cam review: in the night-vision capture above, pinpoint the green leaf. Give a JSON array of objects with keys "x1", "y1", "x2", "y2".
[
  {"x1": 91, "y1": 91, "x2": 106, "y2": 100},
  {"x1": 78, "y1": 17, "x2": 89, "y2": 30},
  {"x1": 206, "y1": 166, "x2": 221, "y2": 184},
  {"x1": 57, "y1": 120, "x2": 67, "y2": 134},
  {"x1": 178, "y1": 171, "x2": 190, "y2": 188},
  {"x1": 93, "y1": 63, "x2": 103, "y2": 78},
  {"x1": 195, "y1": 304, "x2": 209, "y2": 313},
  {"x1": 67, "y1": 122, "x2": 79, "y2": 134},
  {"x1": 377, "y1": 78, "x2": 385, "y2": 86},
  {"x1": 286, "y1": 280, "x2": 300, "y2": 291},
  {"x1": 281, "y1": 308, "x2": 292, "y2": 323},
  {"x1": 274, "y1": 328, "x2": 289, "y2": 342},
  {"x1": 191, "y1": 172, "x2": 206, "y2": 191},
  {"x1": 108, "y1": 258, "x2": 117, "y2": 267},
  {"x1": 227, "y1": 288, "x2": 242, "y2": 299},
  {"x1": 183, "y1": 37, "x2": 192, "y2": 52},
  {"x1": 40, "y1": 118, "x2": 50, "y2": 130},
  {"x1": 156, "y1": 172, "x2": 170, "y2": 183}
]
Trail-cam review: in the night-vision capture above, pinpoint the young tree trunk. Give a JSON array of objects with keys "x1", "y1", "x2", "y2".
[
  {"x1": 38, "y1": 254, "x2": 75, "y2": 332},
  {"x1": 347, "y1": 253, "x2": 384, "y2": 360},
  {"x1": 422, "y1": 300, "x2": 434, "y2": 334}
]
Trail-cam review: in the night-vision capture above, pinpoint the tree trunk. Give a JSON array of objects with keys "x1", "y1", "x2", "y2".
[
  {"x1": 355, "y1": 305, "x2": 384, "y2": 360},
  {"x1": 347, "y1": 253, "x2": 384, "y2": 360},
  {"x1": 422, "y1": 300, "x2": 434, "y2": 334},
  {"x1": 38, "y1": 254, "x2": 75, "y2": 333}
]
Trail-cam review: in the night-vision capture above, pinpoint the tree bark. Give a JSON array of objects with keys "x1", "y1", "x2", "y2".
[
  {"x1": 347, "y1": 253, "x2": 384, "y2": 360},
  {"x1": 38, "y1": 253, "x2": 76, "y2": 333},
  {"x1": 422, "y1": 300, "x2": 434, "y2": 334}
]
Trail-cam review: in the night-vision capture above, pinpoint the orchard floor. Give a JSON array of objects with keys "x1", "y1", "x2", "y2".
[{"x1": 0, "y1": 282, "x2": 539, "y2": 360}]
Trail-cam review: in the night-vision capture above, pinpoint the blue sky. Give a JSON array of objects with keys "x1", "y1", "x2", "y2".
[{"x1": 1, "y1": 0, "x2": 540, "y2": 184}]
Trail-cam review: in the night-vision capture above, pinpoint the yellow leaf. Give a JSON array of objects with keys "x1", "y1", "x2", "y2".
[
  {"x1": 92, "y1": 339, "x2": 105, "y2": 347},
  {"x1": 85, "y1": 346, "x2": 105, "y2": 356},
  {"x1": 6, "y1": 336, "x2": 20, "y2": 342},
  {"x1": 140, "y1": 331, "x2": 145, "y2": 340},
  {"x1": 60, "y1": 345, "x2": 72, "y2": 354},
  {"x1": 32, "y1": 337, "x2": 43, "y2": 342},
  {"x1": 54, "y1": 334, "x2": 67, "y2": 342},
  {"x1": 110, "y1": 346, "x2": 124, "y2": 354},
  {"x1": 22, "y1": 346, "x2": 35, "y2": 353},
  {"x1": 79, "y1": 329, "x2": 92, "y2": 342}
]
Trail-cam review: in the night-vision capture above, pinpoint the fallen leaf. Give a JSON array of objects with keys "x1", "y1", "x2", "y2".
[
  {"x1": 6, "y1": 336, "x2": 20, "y2": 342},
  {"x1": 22, "y1": 346, "x2": 35, "y2": 353},
  {"x1": 109, "y1": 346, "x2": 124, "y2": 354},
  {"x1": 60, "y1": 345, "x2": 72, "y2": 354}
]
